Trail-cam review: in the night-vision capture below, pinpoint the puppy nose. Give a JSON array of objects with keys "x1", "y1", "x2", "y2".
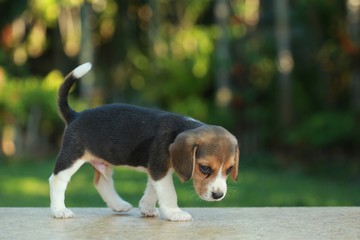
[{"x1": 212, "y1": 192, "x2": 224, "y2": 200}]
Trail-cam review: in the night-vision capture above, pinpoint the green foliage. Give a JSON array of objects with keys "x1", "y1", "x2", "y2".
[
  {"x1": 285, "y1": 111, "x2": 358, "y2": 147},
  {"x1": 1, "y1": 78, "x2": 58, "y2": 126},
  {"x1": 132, "y1": 25, "x2": 216, "y2": 121},
  {"x1": 0, "y1": 0, "x2": 358, "y2": 194},
  {"x1": 0, "y1": 69, "x2": 67, "y2": 128}
]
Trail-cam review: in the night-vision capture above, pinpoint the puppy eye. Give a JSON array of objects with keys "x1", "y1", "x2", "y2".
[
  {"x1": 226, "y1": 166, "x2": 234, "y2": 175},
  {"x1": 199, "y1": 165, "x2": 212, "y2": 175}
]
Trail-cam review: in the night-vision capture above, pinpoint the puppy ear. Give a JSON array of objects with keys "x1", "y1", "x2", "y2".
[
  {"x1": 231, "y1": 145, "x2": 239, "y2": 182},
  {"x1": 169, "y1": 132, "x2": 198, "y2": 182}
]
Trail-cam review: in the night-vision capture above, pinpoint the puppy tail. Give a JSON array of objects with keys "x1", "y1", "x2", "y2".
[{"x1": 58, "y1": 62, "x2": 92, "y2": 124}]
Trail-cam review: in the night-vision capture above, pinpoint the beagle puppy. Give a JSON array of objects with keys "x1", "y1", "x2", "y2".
[{"x1": 49, "y1": 63, "x2": 239, "y2": 222}]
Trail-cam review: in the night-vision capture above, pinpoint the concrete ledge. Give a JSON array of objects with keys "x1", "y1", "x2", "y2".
[{"x1": 0, "y1": 207, "x2": 359, "y2": 240}]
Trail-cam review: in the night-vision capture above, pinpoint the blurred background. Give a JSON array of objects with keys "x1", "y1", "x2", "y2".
[{"x1": 0, "y1": 0, "x2": 359, "y2": 208}]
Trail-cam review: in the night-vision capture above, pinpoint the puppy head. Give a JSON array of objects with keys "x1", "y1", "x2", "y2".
[{"x1": 169, "y1": 125, "x2": 239, "y2": 201}]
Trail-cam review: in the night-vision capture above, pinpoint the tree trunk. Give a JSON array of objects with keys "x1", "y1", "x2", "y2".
[
  {"x1": 274, "y1": 0, "x2": 293, "y2": 125},
  {"x1": 0, "y1": 127, "x2": 3, "y2": 162},
  {"x1": 214, "y1": 0, "x2": 232, "y2": 108},
  {"x1": 148, "y1": 0, "x2": 157, "y2": 55},
  {"x1": 14, "y1": 122, "x2": 24, "y2": 157},
  {"x1": 347, "y1": 0, "x2": 360, "y2": 113},
  {"x1": 79, "y1": 1, "x2": 95, "y2": 104},
  {"x1": 25, "y1": 105, "x2": 42, "y2": 154}
]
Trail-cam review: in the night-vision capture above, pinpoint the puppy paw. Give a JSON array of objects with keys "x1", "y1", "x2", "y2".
[
  {"x1": 140, "y1": 204, "x2": 159, "y2": 217},
  {"x1": 51, "y1": 207, "x2": 74, "y2": 219},
  {"x1": 108, "y1": 199, "x2": 132, "y2": 212},
  {"x1": 162, "y1": 208, "x2": 192, "y2": 222}
]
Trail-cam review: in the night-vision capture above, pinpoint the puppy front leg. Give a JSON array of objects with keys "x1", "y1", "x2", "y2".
[{"x1": 152, "y1": 170, "x2": 192, "y2": 222}]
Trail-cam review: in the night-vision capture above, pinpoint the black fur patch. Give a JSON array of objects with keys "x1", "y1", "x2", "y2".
[{"x1": 54, "y1": 103, "x2": 203, "y2": 180}]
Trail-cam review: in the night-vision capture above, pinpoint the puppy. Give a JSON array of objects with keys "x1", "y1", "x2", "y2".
[{"x1": 49, "y1": 63, "x2": 239, "y2": 222}]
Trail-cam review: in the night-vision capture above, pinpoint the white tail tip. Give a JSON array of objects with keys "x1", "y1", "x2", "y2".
[{"x1": 73, "y1": 62, "x2": 92, "y2": 78}]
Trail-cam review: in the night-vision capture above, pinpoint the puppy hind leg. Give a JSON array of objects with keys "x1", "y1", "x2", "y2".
[
  {"x1": 92, "y1": 164, "x2": 132, "y2": 212},
  {"x1": 49, "y1": 160, "x2": 86, "y2": 218},
  {"x1": 139, "y1": 176, "x2": 159, "y2": 217}
]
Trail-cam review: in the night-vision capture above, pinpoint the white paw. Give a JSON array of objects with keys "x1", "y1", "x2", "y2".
[
  {"x1": 108, "y1": 199, "x2": 132, "y2": 212},
  {"x1": 51, "y1": 207, "x2": 74, "y2": 219},
  {"x1": 140, "y1": 203, "x2": 159, "y2": 217},
  {"x1": 162, "y1": 208, "x2": 192, "y2": 222}
]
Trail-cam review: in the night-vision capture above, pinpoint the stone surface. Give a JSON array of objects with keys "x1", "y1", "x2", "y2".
[{"x1": 0, "y1": 207, "x2": 359, "y2": 240}]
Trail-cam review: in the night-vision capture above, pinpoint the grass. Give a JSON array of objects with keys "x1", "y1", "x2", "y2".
[{"x1": 0, "y1": 158, "x2": 359, "y2": 208}]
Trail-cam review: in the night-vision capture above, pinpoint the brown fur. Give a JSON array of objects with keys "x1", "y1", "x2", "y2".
[{"x1": 169, "y1": 125, "x2": 239, "y2": 197}]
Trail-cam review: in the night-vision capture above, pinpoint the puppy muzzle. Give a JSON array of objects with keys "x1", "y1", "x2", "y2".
[{"x1": 200, "y1": 189, "x2": 226, "y2": 201}]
